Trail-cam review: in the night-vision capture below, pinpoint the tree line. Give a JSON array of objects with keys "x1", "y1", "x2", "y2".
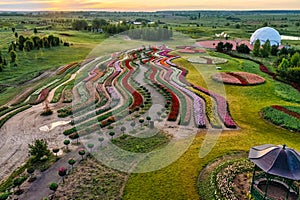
[
  {"x1": 276, "y1": 50, "x2": 300, "y2": 83},
  {"x1": 0, "y1": 28, "x2": 64, "y2": 71}
]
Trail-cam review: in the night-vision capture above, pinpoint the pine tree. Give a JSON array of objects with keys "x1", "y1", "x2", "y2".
[{"x1": 252, "y1": 39, "x2": 261, "y2": 57}]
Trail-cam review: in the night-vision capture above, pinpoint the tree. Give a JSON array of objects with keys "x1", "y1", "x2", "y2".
[
  {"x1": 120, "y1": 126, "x2": 126, "y2": 133},
  {"x1": 87, "y1": 143, "x2": 94, "y2": 153},
  {"x1": 13, "y1": 177, "x2": 24, "y2": 192},
  {"x1": 92, "y1": 18, "x2": 107, "y2": 31},
  {"x1": 72, "y1": 20, "x2": 88, "y2": 30},
  {"x1": 109, "y1": 131, "x2": 115, "y2": 139},
  {"x1": 271, "y1": 45, "x2": 279, "y2": 56},
  {"x1": 58, "y1": 167, "x2": 67, "y2": 183},
  {"x1": 52, "y1": 147, "x2": 59, "y2": 157},
  {"x1": 290, "y1": 52, "x2": 300, "y2": 66},
  {"x1": 252, "y1": 39, "x2": 261, "y2": 56},
  {"x1": 139, "y1": 118, "x2": 144, "y2": 127},
  {"x1": 64, "y1": 139, "x2": 70, "y2": 150},
  {"x1": 78, "y1": 148, "x2": 86, "y2": 160},
  {"x1": 0, "y1": 192, "x2": 9, "y2": 200},
  {"x1": 236, "y1": 44, "x2": 250, "y2": 54},
  {"x1": 28, "y1": 139, "x2": 50, "y2": 161},
  {"x1": 18, "y1": 35, "x2": 25, "y2": 51},
  {"x1": 260, "y1": 39, "x2": 271, "y2": 57},
  {"x1": 27, "y1": 167, "x2": 35, "y2": 178},
  {"x1": 69, "y1": 133, "x2": 80, "y2": 145},
  {"x1": 12, "y1": 27, "x2": 15, "y2": 33},
  {"x1": 49, "y1": 182, "x2": 58, "y2": 193},
  {"x1": 14, "y1": 32, "x2": 18, "y2": 38},
  {"x1": 68, "y1": 158, "x2": 76, "y2": 170},
  {"x1": 98, "y1": 137, "x2": 104, "y2": 145},
  {"x1": 33, "y1": 28, "x2": 38, "y2": 34},
  {"x1": 146, "y1": 116, "x2": 151, "y2": 124},
  {"x1": 130, "y1": 121, "x2": 136, "y2": 128},
  {"x1": 24, "y1": 40, "x2": 34, "y2": 51}
]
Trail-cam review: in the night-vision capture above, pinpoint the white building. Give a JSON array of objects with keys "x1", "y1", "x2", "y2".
[{"x1": 250, "y1": 27, "x2": 281, "y2": 46}]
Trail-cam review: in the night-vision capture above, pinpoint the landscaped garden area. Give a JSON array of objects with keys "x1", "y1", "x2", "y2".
[{"x1": 0, "y1": 10, "x2": 299, "y2": 200}]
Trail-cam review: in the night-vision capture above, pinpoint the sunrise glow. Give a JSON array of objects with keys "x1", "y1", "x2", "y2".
[{"x1": 0, "y1": 0, "x2": 299, "y2": 11}]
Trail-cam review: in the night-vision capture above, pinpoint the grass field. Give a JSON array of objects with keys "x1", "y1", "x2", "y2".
[{"x1": 0, "y1": 30, "x2": 106, "y2": 106}]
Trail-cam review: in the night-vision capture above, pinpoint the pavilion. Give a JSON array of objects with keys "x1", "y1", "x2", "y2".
[{"x1": 249, "y1": 144, "x2": 300, "y2": 200}]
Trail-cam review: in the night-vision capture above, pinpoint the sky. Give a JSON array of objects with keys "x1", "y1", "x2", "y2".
[{"x1": 0, "y1": 0, "x2": 299, "y2": 11}]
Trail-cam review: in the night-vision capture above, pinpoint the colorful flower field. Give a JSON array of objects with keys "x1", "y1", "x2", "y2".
[
  {"x1": 212, "y1": 72, "x2": 265, "y2": 86},
  {"x1": 50, "y1": 45, "x2": 239, "y2": 135}
]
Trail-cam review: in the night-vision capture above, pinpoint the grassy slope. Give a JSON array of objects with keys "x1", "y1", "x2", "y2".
[
  {"x1": 123, "y1": 53, "x2": 300, "y2": 199},
  {"x1": 0, "y1": 30, "x2": 106, "y2": 106}
]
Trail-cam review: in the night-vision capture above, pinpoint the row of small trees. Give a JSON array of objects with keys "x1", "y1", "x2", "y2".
[
  {"x1": 128, "y1": 27, "x2": 173, "y2": 41},
  {"x1": 8, "y1": 34, "x2": 61, "y2": 53},
  {"x1": 251, "y1": 39, "x2": 279, "y2": 57}
]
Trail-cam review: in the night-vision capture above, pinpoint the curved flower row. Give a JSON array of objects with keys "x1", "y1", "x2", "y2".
[
  {"x1": 191, "y1": 88, "x2": 222, "y2": 129},
  {"x1": 124, "y1": 59, "x2": 143, "y2": 111},
  {"x1": 171, "y1": 81, "x2": 206, "y2": 128},
  {"x1": 192, "y1": 85, "x2": 237, "y2": 128},
  {"x1": 212, "y1": 72, "x2": 265, "y2": 86},
  {"x1": 148, "y1": 66, "x2": 179, "y2": 122},
  {"x1": 98, "y1": 68, "x2": 114, "y2": 84},
  {"x1": 57, "y1": 62, "x2": 78, "y2": 75},
  {"x1": 34, "y1": 88, "x2": 50, "y2": 104},
  {"x1": 106, "y1": 86, "x2": 120, "y2": 101},
  {"x1": 154, "y1": 67, "x2": 180, "y2": 122}
]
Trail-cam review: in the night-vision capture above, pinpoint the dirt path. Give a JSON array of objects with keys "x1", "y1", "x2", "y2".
[
  {"x1": 0, "y1": 104, "x2": 73, "y2": 182},
  {"x1": 18, "y1": 146, "x2": 85, "y2": 200}
]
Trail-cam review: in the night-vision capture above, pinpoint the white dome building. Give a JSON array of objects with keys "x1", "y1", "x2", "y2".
[{"x1": 250, "y1": 27, "x2": 281, "y2": 46}]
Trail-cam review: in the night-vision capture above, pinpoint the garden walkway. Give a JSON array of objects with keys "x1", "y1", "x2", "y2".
[{"x1": 18, "y1": 146, "x2": 84, "y2": 200}]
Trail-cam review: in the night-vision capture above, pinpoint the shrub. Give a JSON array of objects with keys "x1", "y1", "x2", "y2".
[
  {"x1": 49, "y1": 182, "x2": 58, "y2": 192},
  {"x1": 0, "y1": 193, "x2": 10, "y2": 200}
]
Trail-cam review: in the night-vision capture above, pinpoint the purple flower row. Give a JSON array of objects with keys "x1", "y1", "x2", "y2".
[
  {"x1": 166, "y1": 57, "x2": 180, "y2": 67},
  {"x1": 192, "y1": 85, "x2": 237, "y2": 128},
  {"x1": 83, "y1": 70, "x2": 97, "y2": 82},
  {"x1": 114, "y1": 61, "x2": 122, "y2": 72},
  {"x1": 171, "y1": 81, "x2": 206, "y2": 128},
  {"x1": 106, "y1": 86, "x2": 120, "y2": 101}
]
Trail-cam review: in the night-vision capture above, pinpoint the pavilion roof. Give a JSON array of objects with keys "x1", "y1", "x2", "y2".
[{"x1": 249, "y1": 144, "x2": 300, "y2": 180}]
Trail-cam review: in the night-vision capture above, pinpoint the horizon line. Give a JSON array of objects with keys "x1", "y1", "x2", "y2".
[{"x1": 1, "y1": 9, "x2": 300, "y2": 12}]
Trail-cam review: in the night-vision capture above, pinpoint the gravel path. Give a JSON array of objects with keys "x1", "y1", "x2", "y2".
[{"x1": 18, "y1": 146, "x2": 85, "y2": 200}]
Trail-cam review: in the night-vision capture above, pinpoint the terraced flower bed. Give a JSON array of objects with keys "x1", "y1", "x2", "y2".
[
  {"x1": 262, "y1": 106, "x2": 300, "y2": 132},
  {"x1": 212, "y1": 72, "x2": 265, "y2": 86}
]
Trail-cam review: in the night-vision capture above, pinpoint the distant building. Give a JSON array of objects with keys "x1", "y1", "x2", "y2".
[{"x1": 250, "y1": 27, "x2": 281, "y2": 46}]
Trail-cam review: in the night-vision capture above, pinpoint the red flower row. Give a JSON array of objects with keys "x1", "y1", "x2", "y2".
[
  {"x1": 57, "y1": 62, "x2": 77, "y2": 75},
  {"x1": 35, "y1": 88, "x2": 50, "y2": 104},
  {"x1": 272, "y1": 105, "x2": 300, "y2": 119},
  {"x1": 149, "y1": 67, "x2": 179, "y2": 121},
  {"x1": 123, "y1": 59, "x2": 143, "y2": 110}
]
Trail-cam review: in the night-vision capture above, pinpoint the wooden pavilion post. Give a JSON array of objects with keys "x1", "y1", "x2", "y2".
[
  {"x1": 263, "y1": 174, "x2": 270, "y2": 200},
  {"x1": 250, "y1": 165, "x2": 257, "y2": 194},
  {"x1": 285, "y1": 180, "x2": 292, "y2": 200}
]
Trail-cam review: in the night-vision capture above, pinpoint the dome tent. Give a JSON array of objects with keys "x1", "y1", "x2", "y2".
[{"x1": 250, "y1": 27, "x2": 281, "y2": 46}]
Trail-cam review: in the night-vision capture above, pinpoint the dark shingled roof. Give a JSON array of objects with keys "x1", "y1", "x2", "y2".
[{"x1": 249, "y1": 144, "x2": 300, "y2": 180}]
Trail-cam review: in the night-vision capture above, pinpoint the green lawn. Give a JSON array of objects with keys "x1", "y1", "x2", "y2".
[{"x1": 0, "y1": 30, "x2": 107, "y2": 106}]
